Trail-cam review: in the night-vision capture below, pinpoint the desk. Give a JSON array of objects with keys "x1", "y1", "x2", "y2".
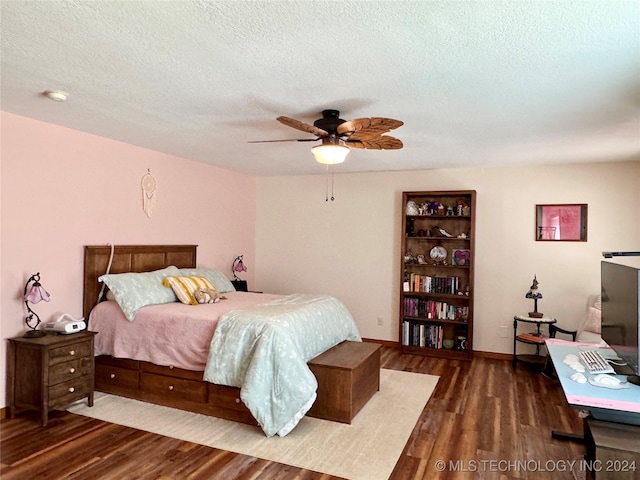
[
  {"x1": 546, "y1": 339, "x2": 640, "y2": 479},
  {"x1": 546, "y1": 339, "x2": 640, "y2": 424}
]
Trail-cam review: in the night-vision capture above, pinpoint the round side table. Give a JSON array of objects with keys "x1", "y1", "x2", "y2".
[{"x1": 513, "y1": 315, "x2": 557, "y2": 368}]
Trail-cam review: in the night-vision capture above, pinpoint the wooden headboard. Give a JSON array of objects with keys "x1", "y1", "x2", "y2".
[{"x1": 83, "y1": 244, "x2": 197, "y2": 319}]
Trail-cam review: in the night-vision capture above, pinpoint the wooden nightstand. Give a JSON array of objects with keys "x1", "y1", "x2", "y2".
[{"x1": 7, "y1": 331, "x2": 96, "y2": 426}]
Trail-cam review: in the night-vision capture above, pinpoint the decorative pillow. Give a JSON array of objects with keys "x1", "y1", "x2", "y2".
[
  {"x1": 163, "y1": 276, "x2": 216, "y2": 305},
  {"x1": 99, "y1": 266, "x2": 180, "y2": 321},
  {"x1": 177, "y1": 268, "x2": 235, "y2": 293},
  {"x1": 583, "y1": 306, "x2": 602, "y2": 334}
]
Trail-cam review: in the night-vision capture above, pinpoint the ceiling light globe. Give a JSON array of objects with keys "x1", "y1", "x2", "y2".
[
  {"x1": 311, "y1": 144, "x2": 349, "y2": 165},
  {"x1": 44, "y1": 90, "x2": 68, "y2": 102}
]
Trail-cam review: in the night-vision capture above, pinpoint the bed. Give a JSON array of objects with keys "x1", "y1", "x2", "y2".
[{"x1": 83, "y1": 244, "x2": 363, "y2": 436}]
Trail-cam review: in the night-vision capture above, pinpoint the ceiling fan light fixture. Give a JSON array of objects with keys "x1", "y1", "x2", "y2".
[
  {"x1": 312, "y1": 144, "x2": 349, "y2": 165},
  {"x1": 311, "y1": 136, "x2": 349, "y2": 165}
]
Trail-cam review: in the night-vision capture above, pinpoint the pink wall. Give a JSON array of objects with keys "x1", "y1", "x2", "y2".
[{"x1": 0, "y1": 112, "x2": 257, "y2": 407}]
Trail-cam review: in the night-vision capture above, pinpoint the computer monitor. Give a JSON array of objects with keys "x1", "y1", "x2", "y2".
[{"x1": 601, "y1": 259, "x2": 640, "y2": 386}]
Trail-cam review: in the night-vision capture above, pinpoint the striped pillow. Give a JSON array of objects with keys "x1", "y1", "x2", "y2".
[{"x1": 162, "y1": 276, "x2": 215, "y2": 305}]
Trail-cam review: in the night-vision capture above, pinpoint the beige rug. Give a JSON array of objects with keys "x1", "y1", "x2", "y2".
[{"x1": 68, "y1": 369, "x2": 438, "y2": 480}]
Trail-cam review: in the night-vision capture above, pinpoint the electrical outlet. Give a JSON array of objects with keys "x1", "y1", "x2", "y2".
[
  {"x1": 377, "y1": 317, "x2": 384, "y2": 326},
  {"x1": 500, "y1": 325, "x2": 509, "y2": 338}
]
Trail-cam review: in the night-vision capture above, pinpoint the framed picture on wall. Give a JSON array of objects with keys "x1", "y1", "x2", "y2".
[{"x1": 535, "y1": 204, "x2": 588, "y2": 241}]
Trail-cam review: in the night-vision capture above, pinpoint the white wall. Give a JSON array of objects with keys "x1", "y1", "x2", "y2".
[{"x1": 255, "y1": 161, "x2": 640, "y2": 354}]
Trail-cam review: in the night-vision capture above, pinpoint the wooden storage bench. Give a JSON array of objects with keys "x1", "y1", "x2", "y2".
[{"x1": 307, "y1": 340, "x2": 381, "y2": 423}]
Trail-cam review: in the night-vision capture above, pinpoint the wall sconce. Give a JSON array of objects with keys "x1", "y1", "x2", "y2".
[
  {"x1": 23, "y1": 272, "x2": 50, "y2": 337},
  {"x1": 525, "y1": 275, "x2": 543, "y2": 318}
]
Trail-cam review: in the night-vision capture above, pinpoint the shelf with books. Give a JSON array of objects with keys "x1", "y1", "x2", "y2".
[
  {"x1": 399, "y1": 190, "x2": 476, "y2": 360},
  {"x1": 401, "y1": 319, "x2": 470, "y2": 359},
  {"x1": 403, "y1": 297, "x2": 469, "y2": 321}
]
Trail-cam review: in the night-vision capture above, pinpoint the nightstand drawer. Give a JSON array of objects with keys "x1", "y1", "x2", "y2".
[
  {"x1": 49, "y1": 357, "x2": 92, "y2": 385},
  {"x1": 48, "y1": 377, "x2": 92, "y2": 409},
  {"x1": 49, "y1": 341, "x2": 92, "y2": 365}
]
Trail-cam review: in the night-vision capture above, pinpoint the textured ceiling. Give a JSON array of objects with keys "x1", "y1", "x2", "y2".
[{"x1": 1, "y1": 1, "x2": 639, "y2": 176}]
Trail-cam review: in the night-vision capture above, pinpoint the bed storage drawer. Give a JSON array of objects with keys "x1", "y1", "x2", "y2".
[
  {"x1": 95, "y1": 362, "x2": 139, "y2": 392},
  {"x1": 207, "y1": 383, "x2": 257, "y2": 425},
  {"x1": 92, "y1": 355, "x2": 257, "y2": 425},
  {"x1": 208, "y1": 384, "x2": 247, "y2": 412},
  {"x1": 141, "y1": 362, "x2": 203, "y2": 381},
  {"x1": 96, "y1": 355, "x2": 139, "y2": 370},
  {"x1": 140, "y1": 372, "x2": 207, "y2": 403}
]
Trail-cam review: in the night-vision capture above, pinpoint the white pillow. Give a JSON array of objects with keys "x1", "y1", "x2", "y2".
[
  {"x1": 593, "y1": 295, "x2": 602, "y2": 310},
  {"x1": 583, "y1": 306, "x2": 602, "y2": 334}
]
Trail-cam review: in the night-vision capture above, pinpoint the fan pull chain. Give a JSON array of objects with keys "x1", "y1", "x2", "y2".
[
  {"x1": 331, "y1": 170, "x2": 335, "y2": 201},
  {"x1": 325, "y1": 166, "x2": 335, "y2": 202},
  {"x1": 325, "y1": 166, "x2": 328, "y2": 201}
]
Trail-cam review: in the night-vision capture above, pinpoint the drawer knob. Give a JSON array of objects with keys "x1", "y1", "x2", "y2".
[
  {"x1": 110, "y1": 373, "x2": 116, "y2": 379},
  {"x1": 68, "y1": 387, "x2": 75, "y2": 393},
  {"x1": 69, "y1": 367, "x2": 76, "y2": 374},
  {"x1": 69, "y1": 350, "x2": 76, "y2": 356},
  {"x1": 235, "y1": 398, "x2": 240, "y2": 404},
  {"x1": 168, "y1": 385, "x2": 174, "y2": 391}
]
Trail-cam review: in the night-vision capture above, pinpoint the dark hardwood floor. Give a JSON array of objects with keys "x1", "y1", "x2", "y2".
[{"x1": 1, "y1": 347, "x2": 585, "y2": 479}]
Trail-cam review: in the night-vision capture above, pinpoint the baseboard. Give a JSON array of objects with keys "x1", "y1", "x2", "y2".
[
  {"x1": 0, "y1": 406, "x2": 7, "y2": 420},
  {"x1": 362, "y1": 339, "x2": 514, "y2": 361},
  {"x1": 361, "y1": 338, "x2": 398, "y2": 349},
  {"x1": 470, "y1": 350, "x2": 512, "y2": 361}
]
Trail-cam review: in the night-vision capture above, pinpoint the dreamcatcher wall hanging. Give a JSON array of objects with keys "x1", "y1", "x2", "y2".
[{"x1": 141, "y1": 169, "x2": 157, "y2": 218}]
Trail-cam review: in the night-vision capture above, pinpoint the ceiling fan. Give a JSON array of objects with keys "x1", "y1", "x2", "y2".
[{"x1": 249, "y1": 109, "x2": 404, "y2": 164}]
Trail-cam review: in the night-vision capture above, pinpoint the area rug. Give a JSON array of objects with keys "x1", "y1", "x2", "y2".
[{"x1": 68, "y1": 369, "x2": 438, "y2": 480}]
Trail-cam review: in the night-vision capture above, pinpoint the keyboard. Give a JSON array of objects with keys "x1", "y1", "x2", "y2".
[{"x1": 579, "y1": 350, "x2": 615, "y2": 374}]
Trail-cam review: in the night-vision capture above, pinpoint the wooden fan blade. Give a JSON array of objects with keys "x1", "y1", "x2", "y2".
[
  {"x1": 277, "y1": 116, "x2": 328, "y2": 137},
  {"x1": 337, "y1": 117, "x2": 403, "y2": 137},
  {"x1": 345, "y1": 136, "x2": 403, "y2": 150},
  {"x1": 248, "y1": 138, "x2": 317, "y2": 143}
]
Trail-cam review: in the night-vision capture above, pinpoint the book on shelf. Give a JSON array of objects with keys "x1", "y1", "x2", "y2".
[
  {"x1": 406, "y1": 273, "x2": 461, "y2": 295},
  {"x1": 403, "y1": 297, "x2": 468, "y2": 321},
  {"x1": 402, "y1": 320, "x2": 445, "y2": 348}
]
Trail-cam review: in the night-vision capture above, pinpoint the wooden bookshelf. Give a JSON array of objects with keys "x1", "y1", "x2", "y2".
[{"x1": 399, "y1": 190, "x2": 476, "y2": 360}]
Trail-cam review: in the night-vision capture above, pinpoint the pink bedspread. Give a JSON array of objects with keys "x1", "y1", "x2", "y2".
[{"x1": 90, "y1": 291, "x2": 282, "y2": 371}]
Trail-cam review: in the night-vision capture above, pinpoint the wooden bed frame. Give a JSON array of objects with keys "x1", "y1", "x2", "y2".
[
  {"x1": 84, "y1": 244, "x2": 381, "y2": 428},
  {"x1": 84, "y1": 244, "x2": 258, "y2": 425}
]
